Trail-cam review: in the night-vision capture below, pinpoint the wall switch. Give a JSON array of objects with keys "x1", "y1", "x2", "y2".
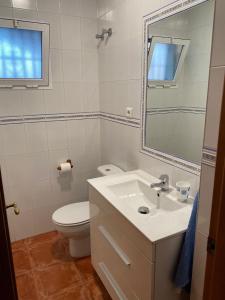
[{"x1": 126, "y1": 107, "x2": 133, "y2": 118}]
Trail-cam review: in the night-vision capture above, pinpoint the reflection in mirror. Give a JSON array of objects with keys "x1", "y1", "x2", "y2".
[{"x1": 144, "y1": 1, "x2": 214, "y2": 166}]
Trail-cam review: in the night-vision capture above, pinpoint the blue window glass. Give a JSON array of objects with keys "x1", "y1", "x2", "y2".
[
  {"x1": 148, "y1": 43, "x2": 183, "y2": 81},
  {"x1": 0, "y1": 28, "x2": 42, "y2": 79}
]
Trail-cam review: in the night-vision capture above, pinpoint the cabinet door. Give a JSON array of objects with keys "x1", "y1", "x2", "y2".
[{"x1": 90, "y1": 187, "x2": 155, "y2": 300}]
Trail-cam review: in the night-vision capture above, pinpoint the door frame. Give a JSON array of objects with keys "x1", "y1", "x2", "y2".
[
  {"x1": 0, "y1": 168, "x2": 18, "y2": 300},
  {"x1": 203, "y1": 77, "x2": 225, "y2": 299}
]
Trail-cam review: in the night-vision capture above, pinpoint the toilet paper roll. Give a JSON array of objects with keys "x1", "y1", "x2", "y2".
[{"x1": 59, "y1": 162, "x2": 71, "y2": 174}]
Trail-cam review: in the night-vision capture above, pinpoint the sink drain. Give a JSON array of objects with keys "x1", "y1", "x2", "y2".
[{"x1": 138, "y1": 206, "x2": 150, "y2": 214}]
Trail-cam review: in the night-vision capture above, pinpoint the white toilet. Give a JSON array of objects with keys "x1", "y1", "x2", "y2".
[{"x1": 52, "y1": 164, "x2": 124, "y2": 258}]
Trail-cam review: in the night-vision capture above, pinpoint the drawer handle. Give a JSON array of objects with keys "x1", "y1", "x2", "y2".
[
  {"x1": 99, "y1": 262, "x2": 128, "y2": 300},
  {"x1": 98, "y1": 225, "x2": 131, "y2": 266}
]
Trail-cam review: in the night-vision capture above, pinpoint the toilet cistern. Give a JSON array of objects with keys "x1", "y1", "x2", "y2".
[{"x1": 150, "y1": 174, "x2": 170, "y2": 192}]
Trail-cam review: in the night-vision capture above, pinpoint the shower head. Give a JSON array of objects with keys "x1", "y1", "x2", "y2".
[{"x1": 96, "y1": 28, "x2": 112, "y2": 40}]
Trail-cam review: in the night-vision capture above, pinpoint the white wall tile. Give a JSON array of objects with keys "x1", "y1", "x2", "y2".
[
  {"x1": 204, "y1": 67, "x2": 225, "y2": 150},
  {"x1": 25, "y1": 152, "x2": 50, "y2": 182},
  {"x1": 25, "y1": 122, "x2": 48, "y2": 153},
  {"x1": 44, "y1": 82, "x2": 65, "y2": 114},
  {"x1": 84, "y1": 118, "x2": 100, "y2": 172},
  {"x1": 31, "y1": 179, "x2": 52, "y2": 208},
  {"x1": 80, "y1": 0, "x2": 97, "y2": 19},
  {"x1": 96, "y1": 0, "x2": 108, "y2": 17},
  {"x1": 0, "y1": 0, "x2": 100, "y2": 242},
  {"x1": 12, "y1": 0, "x2": 36, "y2": 9},
  {"x1": 0, "y1": 6, "x2": 13, "y2": 17},
  {"x1": 22, "y1": 89, "x2": 45, "y2": 115},
  {"x1": 0, "y1": 89, "x2": 23, "y2": 116},
  {"x1": 2, "y1": 124, "x2": 27, "y2": 155},
  {"x1": 5, "y1": 184, "x2": 33, "y2": 211},
  {"x1": 81, "y1": 18, "x2": 98, "y2": 50},
  {"x1": 37, "y1": 0, "x2": 60, "y2": 13},
  {"x1": 64, "y1": 81, "x2": 84, "y2": 112},
  {"x1": 11, "y1": 209, "x2": 35, "y2": 240},
  {"x1": 33, "y1": 204, "x2": 55, "y2": 235},
  {"x1": 82, "y1": 50, "x2": 98, "y2": 82},
  {"x1": 13, "y1": 7, "x2": 37, "y2": 19},
  {"x1": 83, "y1": 82, "x2": 99, "y2": 112},
  {"x1": 62, "y1": 50, "x2": 82, "y2": 81},
  {"x1": 0, "y1": 0, "x2": 12, "y2": 7},
  {"x1": 127, "y1": 79, "x2": 141, "y2": 118},
  {"x1": 50, "y1": 49, "x2": 63, "y2": 82},
  {"x1": 61, "y1": 15, "x2": 81, "y2": 50},
  {"x1": 211, "y1": 0, "x2": 225, "y2": 67},
  {"x1": 127, "y1": 36, "x2": 142, "y2": 80},
  {"x1": 3, "y1": 155, "x2": 29, "y2": 187},
  {"x1": 66, "y1": 119, "x2": 86, "y2": 149},
  {"x1": 60, "y1": 0, "x2": 81, "y2": 17},
  {"x1": 46, "y1": 121, "x2": 68, "y2": 150},
  {"x1": 38, "y1": 11, "x2": 62, "y2": 49}
]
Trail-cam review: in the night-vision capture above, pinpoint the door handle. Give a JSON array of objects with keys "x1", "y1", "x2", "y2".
[{"x1": 6, "y1": 202, "x2": 20, "y2": 215}]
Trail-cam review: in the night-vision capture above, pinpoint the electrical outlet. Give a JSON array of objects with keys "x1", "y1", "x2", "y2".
[{"x1": 126, "y1": 107, "x2": 133, "y2": 118}]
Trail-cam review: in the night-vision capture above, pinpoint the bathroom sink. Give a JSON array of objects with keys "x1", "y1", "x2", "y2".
[
  {"x1": 107, "y1": 179, "x2": 158, "y2": 215},
  {"x1": 88, "y1": 170, "x2": 193, "y2": 242},
  {"x1": 107, "y1": 178, "x2": 185, "y2": 214}
]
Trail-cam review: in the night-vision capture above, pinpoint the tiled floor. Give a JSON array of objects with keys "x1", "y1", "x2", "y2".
[{"x1": 11, "y1": 231, "x2": 111, "y2": 300}]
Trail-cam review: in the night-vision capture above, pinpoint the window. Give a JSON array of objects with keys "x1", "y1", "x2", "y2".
[
  {"x1": 147, "y1": 36, "x2": 190, "y2": 87},
  {"x1": 0, "y1": 18, "x2": 50, "y2": 87}
]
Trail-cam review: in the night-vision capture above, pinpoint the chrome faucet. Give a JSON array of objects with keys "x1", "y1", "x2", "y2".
[{"x1": 150, "y1": 174, "x2": 169, "y2": 192}]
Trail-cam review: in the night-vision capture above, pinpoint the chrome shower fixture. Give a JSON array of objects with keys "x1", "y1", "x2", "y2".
[{"x1": 96, "y1": 28, "x2": 112, "y2": 40}]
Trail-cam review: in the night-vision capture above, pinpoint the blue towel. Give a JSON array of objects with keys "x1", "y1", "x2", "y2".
[{"x1": 174, "y1": 192, "x2": 199, "y2": 291}]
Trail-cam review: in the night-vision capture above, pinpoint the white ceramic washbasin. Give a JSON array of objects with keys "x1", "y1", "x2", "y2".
[
  {"x1": 107, "y1": 179, "x2": 186, "y2": 214},
  {"x1": 88, "y1": 170, "x2": 193, "y2": 242}
]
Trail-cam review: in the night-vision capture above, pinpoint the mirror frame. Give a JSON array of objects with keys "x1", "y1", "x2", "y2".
[{"x1": 141, "y1": 0, "x2": 212, "y2": 175}]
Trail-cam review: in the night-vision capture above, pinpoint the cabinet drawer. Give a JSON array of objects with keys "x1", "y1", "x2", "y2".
[
  {"x1": 91, "y1": 220, "x2": 154, "y2": 300},
  {"x1": 89, "y1": 186, "x2": 155, "y2": 262}
]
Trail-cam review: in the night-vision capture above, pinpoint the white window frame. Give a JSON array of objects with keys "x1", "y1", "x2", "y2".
[
  {"x1": 147, "y1": 36, "x2": 190, "y2": 87},
  {"x1": 0, "y1": 18, "x2": 50, "y2": 88}
]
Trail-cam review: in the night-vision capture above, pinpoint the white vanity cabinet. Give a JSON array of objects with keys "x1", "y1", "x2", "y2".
[{"x1": 89, "y1": 186, "x2": 186, "y2": 300}]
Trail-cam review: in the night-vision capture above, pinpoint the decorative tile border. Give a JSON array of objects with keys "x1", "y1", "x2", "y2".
[
  {"x1": 0, "y1": 112, "x2": 99, "y2": 125},
  {"x1": 146, "y1": 106, "x2": 206, "y2": 115},
  {"x1": 202, "y1": 147, "x2": 217, "y2": 167},
  {"x1": 0, "y1": 112, "x2": 141, "y2": 127},
  {"x1": 99, "y1": 112, "x2": 140, "y2": 128}
]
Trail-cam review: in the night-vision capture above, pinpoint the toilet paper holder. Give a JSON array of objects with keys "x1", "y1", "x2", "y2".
[{"x1": 57, "y1": 159, "x2": 74, "y2": 171}]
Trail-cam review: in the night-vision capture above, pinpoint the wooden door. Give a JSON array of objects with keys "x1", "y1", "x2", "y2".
[
  {"x1": 203, "y1": 78, "x2": 225, "y2": 299},
  {"x1": 0, "y1": 168, "x2": 18, "y2": 300}
]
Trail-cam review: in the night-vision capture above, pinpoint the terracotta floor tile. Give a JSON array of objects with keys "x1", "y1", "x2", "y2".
[
  {"x1": 11, "y1": 239, "x2": 26, "y2": 252},
  {"x1": 12, "y1": 231, "x2": 111, "y2": 300},
  {"x1": 13, "y1": 249, "x2": 31, "y2": 275},
  {"x1": 25, "y1": 231, "x2": 61, "y2": 248},
  {"x1": 33, "y1": 262, "x2": 81, "y2": 297},
  {"x1": 75, "y1": 256, "x2": 95, "y2": 280},
  {"x1": 29, "y1": 239, "x2": 71, "y2": 269},
  {"x1": 86, "y1": 275, "x2": 111, "y2": 300},
  {"x1": 16, "y1": 272, "x2": 38, "y2": 300},
  {"x1": 48, "y1": 283, "x2": 92, "y2": 300}
]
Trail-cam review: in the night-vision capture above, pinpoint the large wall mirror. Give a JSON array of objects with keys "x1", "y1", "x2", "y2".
[{"x1": 142, "y1": 0, "x2": 215, "y2": 173}]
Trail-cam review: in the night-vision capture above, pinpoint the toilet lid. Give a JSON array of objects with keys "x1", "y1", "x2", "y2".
[{"x1": 52, "y1": 202, "x2": 89, "y2": 226}]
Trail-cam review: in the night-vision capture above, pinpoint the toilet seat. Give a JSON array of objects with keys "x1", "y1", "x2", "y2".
[{"x1": 52, "y1": 201, "x2": 89, "y2": 227}]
